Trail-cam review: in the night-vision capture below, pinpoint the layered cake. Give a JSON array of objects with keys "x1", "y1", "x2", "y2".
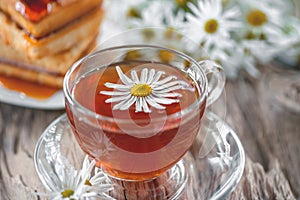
[{"x1": 0, "y1": 0, "x2": 104, "y2": 88}]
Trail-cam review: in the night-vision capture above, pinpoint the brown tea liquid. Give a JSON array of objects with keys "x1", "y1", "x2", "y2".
[{"x1": 66, "y1": 61, "x2": 205, "y2": 180}]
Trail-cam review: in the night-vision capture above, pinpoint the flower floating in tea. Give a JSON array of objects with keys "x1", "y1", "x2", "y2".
[{"x1": 100, "y1": 66, "x2": 193, "y2": 113}]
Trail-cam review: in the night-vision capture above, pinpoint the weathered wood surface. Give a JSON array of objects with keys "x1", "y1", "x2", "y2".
[{"x1": 0, "y1": 65, "x2": 299, "y2": 199}]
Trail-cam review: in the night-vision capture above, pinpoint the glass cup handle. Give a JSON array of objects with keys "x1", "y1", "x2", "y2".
[{"x1": 198, "y1": 60, "x2": 226, "y2": 106}]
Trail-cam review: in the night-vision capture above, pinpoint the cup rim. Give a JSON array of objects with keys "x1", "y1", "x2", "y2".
[{"x1": 63, "y1": 44, "x2": 208, "y2": 123}]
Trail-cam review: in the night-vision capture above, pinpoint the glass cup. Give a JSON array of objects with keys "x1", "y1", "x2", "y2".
[{"x1": 63, "y1": 45, "x2": 225, "y2": 183}]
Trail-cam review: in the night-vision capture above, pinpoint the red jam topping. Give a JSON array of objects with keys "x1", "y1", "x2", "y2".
[{"x1": 15, "y1": 0, "x2": 57, "y2": 22}]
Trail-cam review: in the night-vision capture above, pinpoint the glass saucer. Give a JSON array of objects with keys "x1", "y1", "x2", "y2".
[{"x1": 34, "y1": 111, "x2": 245, "y2": 199}]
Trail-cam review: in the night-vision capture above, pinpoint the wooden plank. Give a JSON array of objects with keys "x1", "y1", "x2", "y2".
[
  {"x1": 224, "y1": 66, "x2": 300, "y2": 198},
  {"x1": 257, "y1": 67, "x2": 300, "y2": 197},
  {"x1": 0, "y1": 104, "x2": 63, "y2": 200},
  {"x1": 230, "y1": 157, "x2": 295, "y2": 199},
  {"x1": 0, "y1": 65, "x2": 299, "y2": 199}
]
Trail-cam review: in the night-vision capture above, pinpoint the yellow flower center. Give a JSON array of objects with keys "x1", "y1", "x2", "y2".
[
  {"x1": 247, "y1": 9, "x2": 267, "y2": 27},
  {"x1": 158, "y1": 50, "x2": 176, "y2": 63},
  {"x1": 245, "y1": 31, "x2": 266, "y2": 40},
  {"x1": 244, "y1": 48, "x2": 251, "y2": 56},
  {"x1": 164, "y1": 27, "x2": 182, "y2": 40},
  {"x1": 183, "y1": 60, "x2": 192, "y2": 69},
  {"x1": 175, "y1": 0, "x2": 193, "y2": 10},
  {"x1": 127, "y1": 7, "x2": 140, "y2": 18},
  {"x1": 85, "y1": 179, "x2": 92, "y2": 186},
  {"x1": 176, "y1": 0, "x2": 187, "y2": 6},
  {"x1": 125, "y1": 50, "x2": 141, "y2": 60},
  {"x1": 61, "y1": 189, "x2": 74, "y2": 198},
  {"x1": 141, "y1": 29, "x2": 155, "y2": 41},
  {"x1": 204, "y1": 19, "x2": 219, "y2": 34},
  {"x1": 130, "y1": 84, "x2": 152, "y2": 97},
  {"x1": 222, "y1": 0, "x2": 230, "y2": 6},
  {"x1": 245, "y1": 31, "x2": 256, "y2": 39}
]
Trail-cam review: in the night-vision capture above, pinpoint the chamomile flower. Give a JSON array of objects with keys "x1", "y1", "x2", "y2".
[
  {"x1": 104, "y1": 0, "x2": 300, "y2": 78},
  {"x1": 164, "y1": 8, "x2": 185, "y2": 30},
  {"x1": 208, "y1": 44, "x2": 243, "y2": 78},
  {"x1": 210, "y1": 40, "x2": 260, "y2": 78},
  {"x1": 41, "y1": 156, "x2": 113, "y2": 200},
  {"x1": 183, "y1": 0, "x2": 242, "y2": 50},
  {"x1": 130, "y1": 1, "x2": 172, "y2": 28},
  {"x1": 241, "y1": 39, "x2": 281, "y2": 64},
  {"x1": 120, "y1": 2, "x2": 177, "y2": 45},
  {"x1": 272, "y1": 17, "x2": 300, "y2": 66},
  {"x1": 104, "y1": 0, "x2": 145, "y2": 28},
  {"x1": 43, "y1": 168, "x2": 89, "y2": 200},
  {"x1": 100, "y1": 66, "x2": 192, "y2": 113},
  {"x1": 238, "y1": 0, "x2": 284, "y2": 39},
  {"x1": 264, "y1": 0, "x2": 293, "y2": 15},
  {"x1": 278, "y1": 18, "x2": 300, "y2": 48},
  {"x1": 80, "y1": 157, "x2": 113, "y2": 200},
  {"x1": 236, "y1": 44, "x2": 260, "y2": 78}
]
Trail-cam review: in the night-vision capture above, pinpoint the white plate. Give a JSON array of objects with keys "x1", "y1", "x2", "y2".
[
  {"x1": 0, "y1": 19, "x2": 119, "y2": 110},
  {"x1": 0, "y1": 86, "x2": 64, "y2": 110}
]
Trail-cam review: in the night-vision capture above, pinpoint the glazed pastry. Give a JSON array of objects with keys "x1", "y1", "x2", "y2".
[
  {"x1": 0, "y1": 0, "x2": 103, "y2": 38},
  {"x1": 0, "y1": 36, "x2": 97, "y2": 88},
  {"x1": 0, "y1": 0, "x2": 103, "y2": 88}
]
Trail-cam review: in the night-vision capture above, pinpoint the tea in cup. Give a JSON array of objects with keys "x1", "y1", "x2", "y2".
[{"x1": 64, "y1": 45, "x2": 225, "y2": 181}]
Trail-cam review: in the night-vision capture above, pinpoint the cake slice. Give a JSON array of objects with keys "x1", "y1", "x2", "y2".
[
  {"x1": 0, "y1": 0, "x2": 104, "y2": 88},
  {"x1": 0, "y1": 7, "x2": 103, "y2": 58},
  {"x1": 0, "y1": 36, "x2": 97, "y2": 88},
  {"x1": 0, "y1": 0, "x2": 103, "y2": 38}
]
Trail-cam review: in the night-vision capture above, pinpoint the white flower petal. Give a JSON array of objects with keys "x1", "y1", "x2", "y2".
[
  {"x1": 81, "y1": 191, "x2": 98, "y2": 197},
  {"x1": 152, "y1": 71, "x2": 165, "y2": 83},
  {"x1": 100, "y1": 91, "x2": 130, "y2": 96},
  {"x1": 113, "y1": 99, "x2": 128, "y2": 110},
  {"x1": 104, "y1": 83, "x2": 131, "y2": 91},
  {"x1": 105, "y1": 94, "x2": 131, "y2": 103},
  {"x1": 145, "y1": 96, "x2": 166, "y2": 110},
  {"x1": 131, "y1": 70, "x2": 140, "y2": 83},
  {"x1": 153, "y1": 80, "x2": 188, "y2": 91},
  {"x1": 116, "y1": 66, "x2": 133, "y2": 85},
  {"x1": 119, "y1": 96, "x2": 137, "y2": 110},
  {"x1": 188, "y1": 2, "x2": 202, "y2": 18},
  {"x1": 152, "y1": 91, "x2": 182, "y2": 98},
  {"x1": 52, "y1": 195, "x2": 62, "y2": 200},
  {"x1": 140, "y1": 68, "x2": 148, "y2": 83},
  {"x1": 146, "y1": 69, "x2": 155, "y2": 84},
  {"x1": 141, "y1": 97, "x2": 151, "y2": 113},
  {"x1": 223, "y1": 6, "x2": 241, "y2": 19},
  {"x1": 153, "y1": 85, "x2": 186, "y2": 93},
  {"x1": 152, "y1": 75, "x2": 176, "y2": 86},
  {"x1": 90, "y1": 174, "x2": 106, "y2": 185},
  {"x1": 213, "y1": 0, "x2": 222, "y2": 18},
  {"x1": 150, "y1": 96, "x2": 179, "y2": 105},
  {"x1": 112, "y1": 96, "x2": 136, "y2": 110},
  {"x1": 135, "y1": 97, "x2": 143, "y2": 112}
]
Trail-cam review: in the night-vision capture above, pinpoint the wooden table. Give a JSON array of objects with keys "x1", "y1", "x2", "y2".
[{"x1": 0, "y1": 64, "x2": 299, "y2": 199}]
